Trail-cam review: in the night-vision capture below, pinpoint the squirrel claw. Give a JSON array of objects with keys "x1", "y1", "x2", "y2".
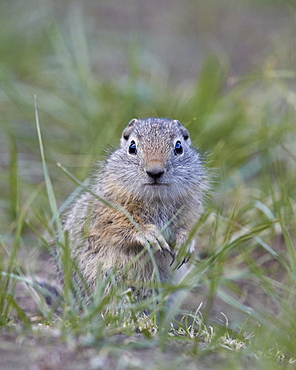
[
  {"x1": 135, "y1": 225, "x2": 172, "y2": 256},
  {"x1": 170, "y1": 252, "x2": 176, "y2": 266},
  {"x1": 171, "y1": 249, "x2": 193, "y2": 269},
  {"x1": 177, "y1": 258, "x2": 186, "y2": 269},
  {"x1": 171, "y1": 233, "x2": 195, "y2": 269}
]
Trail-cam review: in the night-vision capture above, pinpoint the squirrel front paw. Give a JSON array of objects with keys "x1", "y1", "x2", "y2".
[
  {"x1": 171, "y1": 231, "x2": 195, "y2": 269},
  {"x1": 133, "y1": 224, "x2": 173, "y2": 256}
]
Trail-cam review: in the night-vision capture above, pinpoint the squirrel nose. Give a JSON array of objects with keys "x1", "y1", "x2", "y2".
[{"x1": 146, "y1": 164, "x2": 165, "y2": 180}]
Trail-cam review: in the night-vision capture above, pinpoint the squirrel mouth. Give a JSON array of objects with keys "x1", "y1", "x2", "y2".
[{"x1": 144, "y1": 182, "x2": 169, "y2": 186}]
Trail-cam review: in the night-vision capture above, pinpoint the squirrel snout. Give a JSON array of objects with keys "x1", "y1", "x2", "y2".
[{"x1": 145, "y1": 162, "x2": 165, "y2": 180}]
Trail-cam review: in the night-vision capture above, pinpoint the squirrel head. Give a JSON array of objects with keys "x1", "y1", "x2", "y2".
[{"x1": 105, "y1": 118, "x2": 205, "y2": 202}]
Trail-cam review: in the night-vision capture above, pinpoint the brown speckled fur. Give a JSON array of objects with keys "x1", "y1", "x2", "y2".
[{"x1": 60, "y1": 118, "x2": 208, "y2": 302}]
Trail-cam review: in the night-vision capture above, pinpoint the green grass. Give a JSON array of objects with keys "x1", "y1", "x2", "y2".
[{"x1": 1, "y1": 1, "x2": 296, "y2": 368}]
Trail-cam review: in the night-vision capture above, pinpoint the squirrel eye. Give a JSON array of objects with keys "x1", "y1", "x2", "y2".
[
  {"x1": 174, "y1": 140, "x2": 183, "y2": 155},
  {"x1": 128, "y1": 140, "x2": 137, "y2": 154}
]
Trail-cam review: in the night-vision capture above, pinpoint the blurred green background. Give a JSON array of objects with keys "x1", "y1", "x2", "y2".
[
  {"x1": 1, "y1": 0, "x2": 296, "y2": 367},
  {"x1": 1, "y1": 0, "x2": 295, "y2": 232}
]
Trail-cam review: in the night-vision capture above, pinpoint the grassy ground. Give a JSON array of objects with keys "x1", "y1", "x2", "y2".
[{"x1": 1, "y1": 0, "x2": 296, "y2": 369}]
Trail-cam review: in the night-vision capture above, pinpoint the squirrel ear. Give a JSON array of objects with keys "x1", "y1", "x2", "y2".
[
  {"x1": 122, "y1": 118, "x2": 138, "y2": 141},
  {"x1": 173, "y1": 120, "x2": 191, "y2": 144}
]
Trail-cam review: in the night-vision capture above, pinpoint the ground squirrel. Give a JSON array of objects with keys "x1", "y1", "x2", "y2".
[{"x1": 59, "y1": 118, "x2": 207, "y2": 302}]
